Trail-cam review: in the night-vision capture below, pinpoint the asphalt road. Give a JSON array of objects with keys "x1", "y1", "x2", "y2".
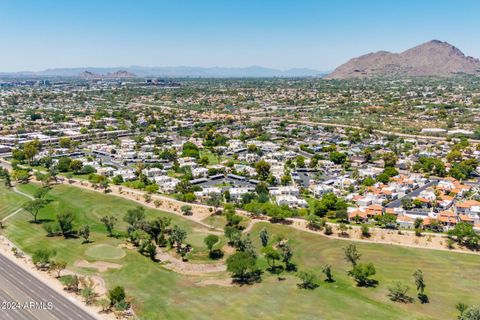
[
  {"x1": 0, "y1": 253, "x2": 98, "y2": 320},
  {"x1": 386, "y1": 180, "x2": 438, "y2": 208}
]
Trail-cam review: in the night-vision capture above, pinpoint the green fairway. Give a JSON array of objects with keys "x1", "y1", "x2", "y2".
[
  {"x1": 85, "y1": 244, "x2": 126, "y2": 260},
  {"x1": 0, "y1": 186, "x2": 29, "y2": 219},
  {"x1": 1, "y1": 183, "x2": 479, "y2": 320}
]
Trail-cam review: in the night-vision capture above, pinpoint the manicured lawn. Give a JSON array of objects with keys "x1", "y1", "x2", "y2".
[
  {"x1": 1, "y1": 183, "x2": 479, "y2": 320},
  {"x1": 2, "y1": 183, "x2": 222, "y2": 265},
  {"x1": 0, "y1": 185, "x2": 28, "y2": 219},
  {"x1": 199, "y1": 150, "x2": 221, "y2": 165},
  {"x1": 85, "y1": 244, "x2": 126, "y2": 260}
]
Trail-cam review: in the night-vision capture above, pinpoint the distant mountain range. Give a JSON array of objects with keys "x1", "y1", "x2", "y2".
[
  {"x1": 6, "y1": 40, "x2": 478, "y2": 80},
  {"x1": 325, "y1": 40, "x2": 480, "y2": 79},
  {"x1": 0, "y1": 66, "x2": 325, "y2": 78},
  {"x1": 79, "y1": 70, "x2": 137, "y2": 80}
]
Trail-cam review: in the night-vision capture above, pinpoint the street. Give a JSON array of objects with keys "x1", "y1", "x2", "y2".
[{"x1": 0, "y1": 253, "x2": 98, "y2": 320}]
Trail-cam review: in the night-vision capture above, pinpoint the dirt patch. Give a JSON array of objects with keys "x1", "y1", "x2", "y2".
[
  {"x1": 91, "y1": 275, "x2": 108, "y2": 295},
  {"x1": 222, "y1": 245, "x2": 235, "y2": 254},
  {"x1": 193, "y1": 227, "x2": 223, "y2": 236},
  {"x1": 75, "y1": 259, "x2": 122, "y2": 272},
  {"x1": 156, "y1": 249, "x2": 226, "y2": 275},
  {"x1": 195, "y1": 278, "x2": 233, "y2": 287}
]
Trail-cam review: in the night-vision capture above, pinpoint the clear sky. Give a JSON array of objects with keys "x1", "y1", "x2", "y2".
[{"x1": 1, "y1": 0, "x2": 479, "y2": 72}]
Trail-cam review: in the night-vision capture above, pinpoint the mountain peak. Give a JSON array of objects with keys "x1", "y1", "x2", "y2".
[{"x1": 326, "y1": 40, "x2": 480, "y2": 79}]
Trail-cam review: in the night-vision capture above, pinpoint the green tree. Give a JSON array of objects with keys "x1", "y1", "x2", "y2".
[
  {"x1": 56, "y1": 157, "x2": 72, "y2": 172},
  {"x1": 343, "y1": 244, "x2": 361, "y2": 267},
  {"x1": 108, "y1": 286, "x2": 126, "y2": 307},
  {"x1": 145, "y1": 241, "x2": 157, "y2": 261},
  {"x1": 255, "y1": 160, "x2": 271, "y2": 181},
  {"x1": 204, "y1": 234, "x2": 219, "y2": 253},
  {"x1": 413, "y1": 269, "x2": 428, "y2": 303},
  {"x1": 361, "y1": 225, "x2": 370, "y2": 237},
  {"x1": 79, "y1": 225, "x2": 90, "y2": 244},
  {"x1": 180, "y1": 205, "x2": 193, "y2": 216},
  {"x1": 49, "y1": 260, "x2": 67, "y2": 278},
  {"x1": 57, "y1": 211, "x2": 75, "y2": 237},
  {"x1": 69, "y1": 159, "x2": 83, "y2": 173},
  {"x1": 23, "y1": 140, "x2": 40, "y2": 163},
  {"x1": 297, "y1": 271, "x2": 319, "y2": 289},
  {"x1": 349, "y1": 263, "x2": 376, "y2": 287},
  {"x1": 123, "y1": 206, "x2": 145, "y2": 229},
  {"x1": 387, "y1": 281, "x2": 414, "y2": 303},
  {"x1": 259, "y1": 227, "x2": 269, "y2": 247},
  {"x1": 456, "y1": 303, "x2": 469, "y2": 318},
  {"x1": 171, "y1": 225, "x2": 187, "y2": 253},
  {"x1": 383, "y1": 152, "x2": 398, "y2": 168},
  {"x1": 34, "y1": 186, "x2": 50, "y2": 200},
  {"x1": 101, "y1": 215, "x2": 117, "y2": 237},
  {"x1": 329, "y1": 151, "x2": 347, "y2": 165},
  {"x1": 59, "y1": 137, "x2": 72, "y2": 148},
  {"x1": 280, "y1": 243, "x2": 294, "y2": 271},
  {"x1": 2, "y1": 169, "x2": 11, "y2": 188},
  {"x1": 32, "y1": 248, "x2": 56, "y2": 269},
  {"x1": 448, "y1": 222, "x2": 479, "y2": 248},
  {"x1": 263, "y1": 246, "x2": 281, "y2": 270},
  {"x1": 60, "y1": 274, "x2": 79, "y2": 292},
  {"x1": 322, "y1": 264, "x2": 334, "y2": 282},
  {"x1": 226, "y1": 251, "x2": 258, "y2": 283},
  {"x1": 306, "y1": 214, "x2": 323, "y2": 230},
  {"x1": 459, "y1": 306, "x2": 480, "y2": 320},
  {"x1": 23, "y1": 199, "x2": 47, "y2": 223}
]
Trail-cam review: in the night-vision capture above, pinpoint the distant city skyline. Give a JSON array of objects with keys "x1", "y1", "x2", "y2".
[{"x1": 1, "y1": 0, "x2": 479, "y2": 72}]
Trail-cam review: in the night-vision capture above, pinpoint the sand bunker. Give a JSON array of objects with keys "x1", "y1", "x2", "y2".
[{"x1": 75, "y1": 259, "x2": 122, "y2": 272}]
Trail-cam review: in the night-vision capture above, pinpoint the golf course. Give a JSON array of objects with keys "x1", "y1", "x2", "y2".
[{"x1": 0, "y1": 182, "x2": 479, "y2": 320}]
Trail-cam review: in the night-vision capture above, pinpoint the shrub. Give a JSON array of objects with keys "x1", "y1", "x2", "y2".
[
  {"x1": 387, "y1": 281, "x2": 414, "y2": 303},
  {"x1": 324, "y1": 224, "x2": 333, "y2": 235}
]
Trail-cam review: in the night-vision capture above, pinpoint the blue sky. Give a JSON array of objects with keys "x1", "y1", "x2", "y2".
[{"x1": 0, "y1": 0, "x2": 479, "y2": 72}]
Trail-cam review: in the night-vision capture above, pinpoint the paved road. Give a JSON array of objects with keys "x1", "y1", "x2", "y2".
[
  {"x1": 386, "y1": 180, "x2": 438, "y2": 208},
  {"x1": 0, "y1": 253, "x2": 98, "y2": 320}
]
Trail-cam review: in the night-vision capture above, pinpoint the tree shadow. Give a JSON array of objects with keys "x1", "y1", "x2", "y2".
[
  {"x1": 209, "y1": 249, "x2": 224, "y2": 260},
  {"x1": 63, "y1": 233, "x2": 79, "y2": 240},
  {"x1": 267, "y1": 265, "x2": 284, "y2": 275},
  {"x1": 356, "y1": 279, "x2": 378, "y2": 288},
  {"x1": 418, "y1": 293, "x2": 429, "y2": 304},
  {"x1": 297, "y1": 282, "x2": 319, "y2": 290},
  {"x1": 232, "y1": 270, "x2": 263, "y2": 286},
  {"x1": 30, "y1": 218, "x2": 54, "y2": 224},
  {"x1": 338, "y1": 232, "x2": 350, "y2": 238},
  {"x1": 285, "y1": 262, "x2": 297, "y2": 272}
]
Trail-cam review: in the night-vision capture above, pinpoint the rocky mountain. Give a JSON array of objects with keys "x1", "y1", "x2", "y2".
[
  {"x1": 79, "y1": 70, "x2": 101, "y2": 80},
  {"x1": 325, "y1": 40, "x2": 480, "y2": 79},
  {"x1": 104, "y1": 70, "x2": 137, "y2": 78},
  {"x1": 78, "y1": 70, "x2": 136, "y2": 79}
]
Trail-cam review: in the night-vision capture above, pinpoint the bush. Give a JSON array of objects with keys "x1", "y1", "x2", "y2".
[
  {"x1": 349, "y1": 263, "x2": 377, "y2": 287},
  {"x1": 414, "y1": 228, "x2": 422, "y2": 237},
  {"x1": 32, "y1": 248, "x2": 56, "y2": 269},
  {"x1": 59, "y1": 274, "x2": 79, "y2": 292},
  {"x1": 460, "y1": 306, "x2": 480, "y2": 320},
  {"x1": 297, "y1": 271, "x2": 319, "y2": 289},
  {"x1": 324, "y1": 225, "x2": 333, "y2": 235},
  {"x1": 43, "y1": 222, "x2": 59, "y2": 236},
  {"x1": 361, "y1": 225, "x2": 370, "y2": 237},
  {"x1": 387, "y1": 281, "x2": 414, "y2": 303},
  {"x1": 108, "y1": 286, "x2": 126, "y2": 307}
]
